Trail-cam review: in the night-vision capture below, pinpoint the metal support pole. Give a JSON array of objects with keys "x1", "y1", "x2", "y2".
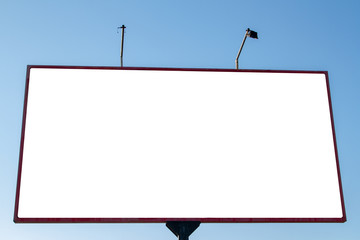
[
  {"x1": 235, "y1": 28, "x2": 249, "y2": 69},
  {"x1": 120, "y1": 25, "x2": 126, "y2": 67},
  {"x1": 166, "y1": 221, "x2": 201, "y2": 240}
]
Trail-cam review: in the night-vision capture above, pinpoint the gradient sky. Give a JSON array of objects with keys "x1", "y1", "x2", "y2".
[{"x1": 1, "y1": 0, "x2": 359, "y2": 239}]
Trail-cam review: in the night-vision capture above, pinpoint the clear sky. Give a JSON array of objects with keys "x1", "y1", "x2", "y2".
[{"x1": 1, "y1": 0, "x2": 359, "y2": 239}]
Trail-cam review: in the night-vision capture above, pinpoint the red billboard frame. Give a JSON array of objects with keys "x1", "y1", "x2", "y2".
[{"x1": 14, "y1": 65, "x2": 346, "y2": 223}]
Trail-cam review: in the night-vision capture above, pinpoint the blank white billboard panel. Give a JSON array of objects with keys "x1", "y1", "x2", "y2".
[{"x1": 15, "y1": 66, "x2": 345, "y2": 223}]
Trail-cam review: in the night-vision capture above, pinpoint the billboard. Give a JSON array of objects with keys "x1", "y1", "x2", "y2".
[{"x1": 14, "y1": 66, "x2": 346, "y2": 223}]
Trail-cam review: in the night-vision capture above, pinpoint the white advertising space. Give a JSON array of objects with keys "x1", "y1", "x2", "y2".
[{"x1": 17, "y1": 68, "x2": 343, "y2": 220}]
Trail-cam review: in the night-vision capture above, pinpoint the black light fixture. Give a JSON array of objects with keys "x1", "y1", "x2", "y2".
[
  {"x1": 248, "y1": 29, "x2": 258, "y2": 39},
  {"x1": 235, "y1": 28, "x2": 259, "y2": 69}
]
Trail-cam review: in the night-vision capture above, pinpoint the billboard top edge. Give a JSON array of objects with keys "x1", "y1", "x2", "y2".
[{"x1": 26, "y1": 65, "x2": 328, "y2": 74}]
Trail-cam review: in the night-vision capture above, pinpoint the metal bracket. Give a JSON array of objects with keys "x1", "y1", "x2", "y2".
[{"x1": 166, "y1": 221, "x2": 201, "y2": 240}]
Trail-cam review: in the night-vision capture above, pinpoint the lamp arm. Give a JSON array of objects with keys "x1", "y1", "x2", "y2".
[{"x1": 235, "y1": 29, "x2": 249, "y2": 69}]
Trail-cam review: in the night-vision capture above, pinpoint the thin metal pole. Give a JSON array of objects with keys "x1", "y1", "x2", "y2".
[
  {"x1": 235, "y1": 28, "x2": 249, "y2": 69},
  {"x1": 120, "y1": 25, "x2": 126, "y2": 67}
]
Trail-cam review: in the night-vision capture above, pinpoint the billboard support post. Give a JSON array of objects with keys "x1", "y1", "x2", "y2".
[{"x1": 166, "y1": 221, "x2": 201, "y2": 240}]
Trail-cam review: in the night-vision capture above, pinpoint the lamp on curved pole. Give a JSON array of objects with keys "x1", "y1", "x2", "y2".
[{"x1": 235, "y1": 28, "x2": 258, "y2": 69}]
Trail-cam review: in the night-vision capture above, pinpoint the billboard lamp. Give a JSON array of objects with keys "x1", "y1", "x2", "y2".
[
  {"x1": 117, "y1": 25, "x2": 126, "y2": 67},
  {"x1": 235, "y1": 28, "x2": 258, "y2": 69}
]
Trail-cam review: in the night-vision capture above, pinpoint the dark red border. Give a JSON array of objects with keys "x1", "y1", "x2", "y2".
[{"x1": 14, "y1": 65, "x2": 346, "y2": 224}]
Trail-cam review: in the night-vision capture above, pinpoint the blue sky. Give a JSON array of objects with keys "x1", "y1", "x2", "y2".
[{"x1": 1, "y1": 0, "x2": 359, "y2": 239}]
